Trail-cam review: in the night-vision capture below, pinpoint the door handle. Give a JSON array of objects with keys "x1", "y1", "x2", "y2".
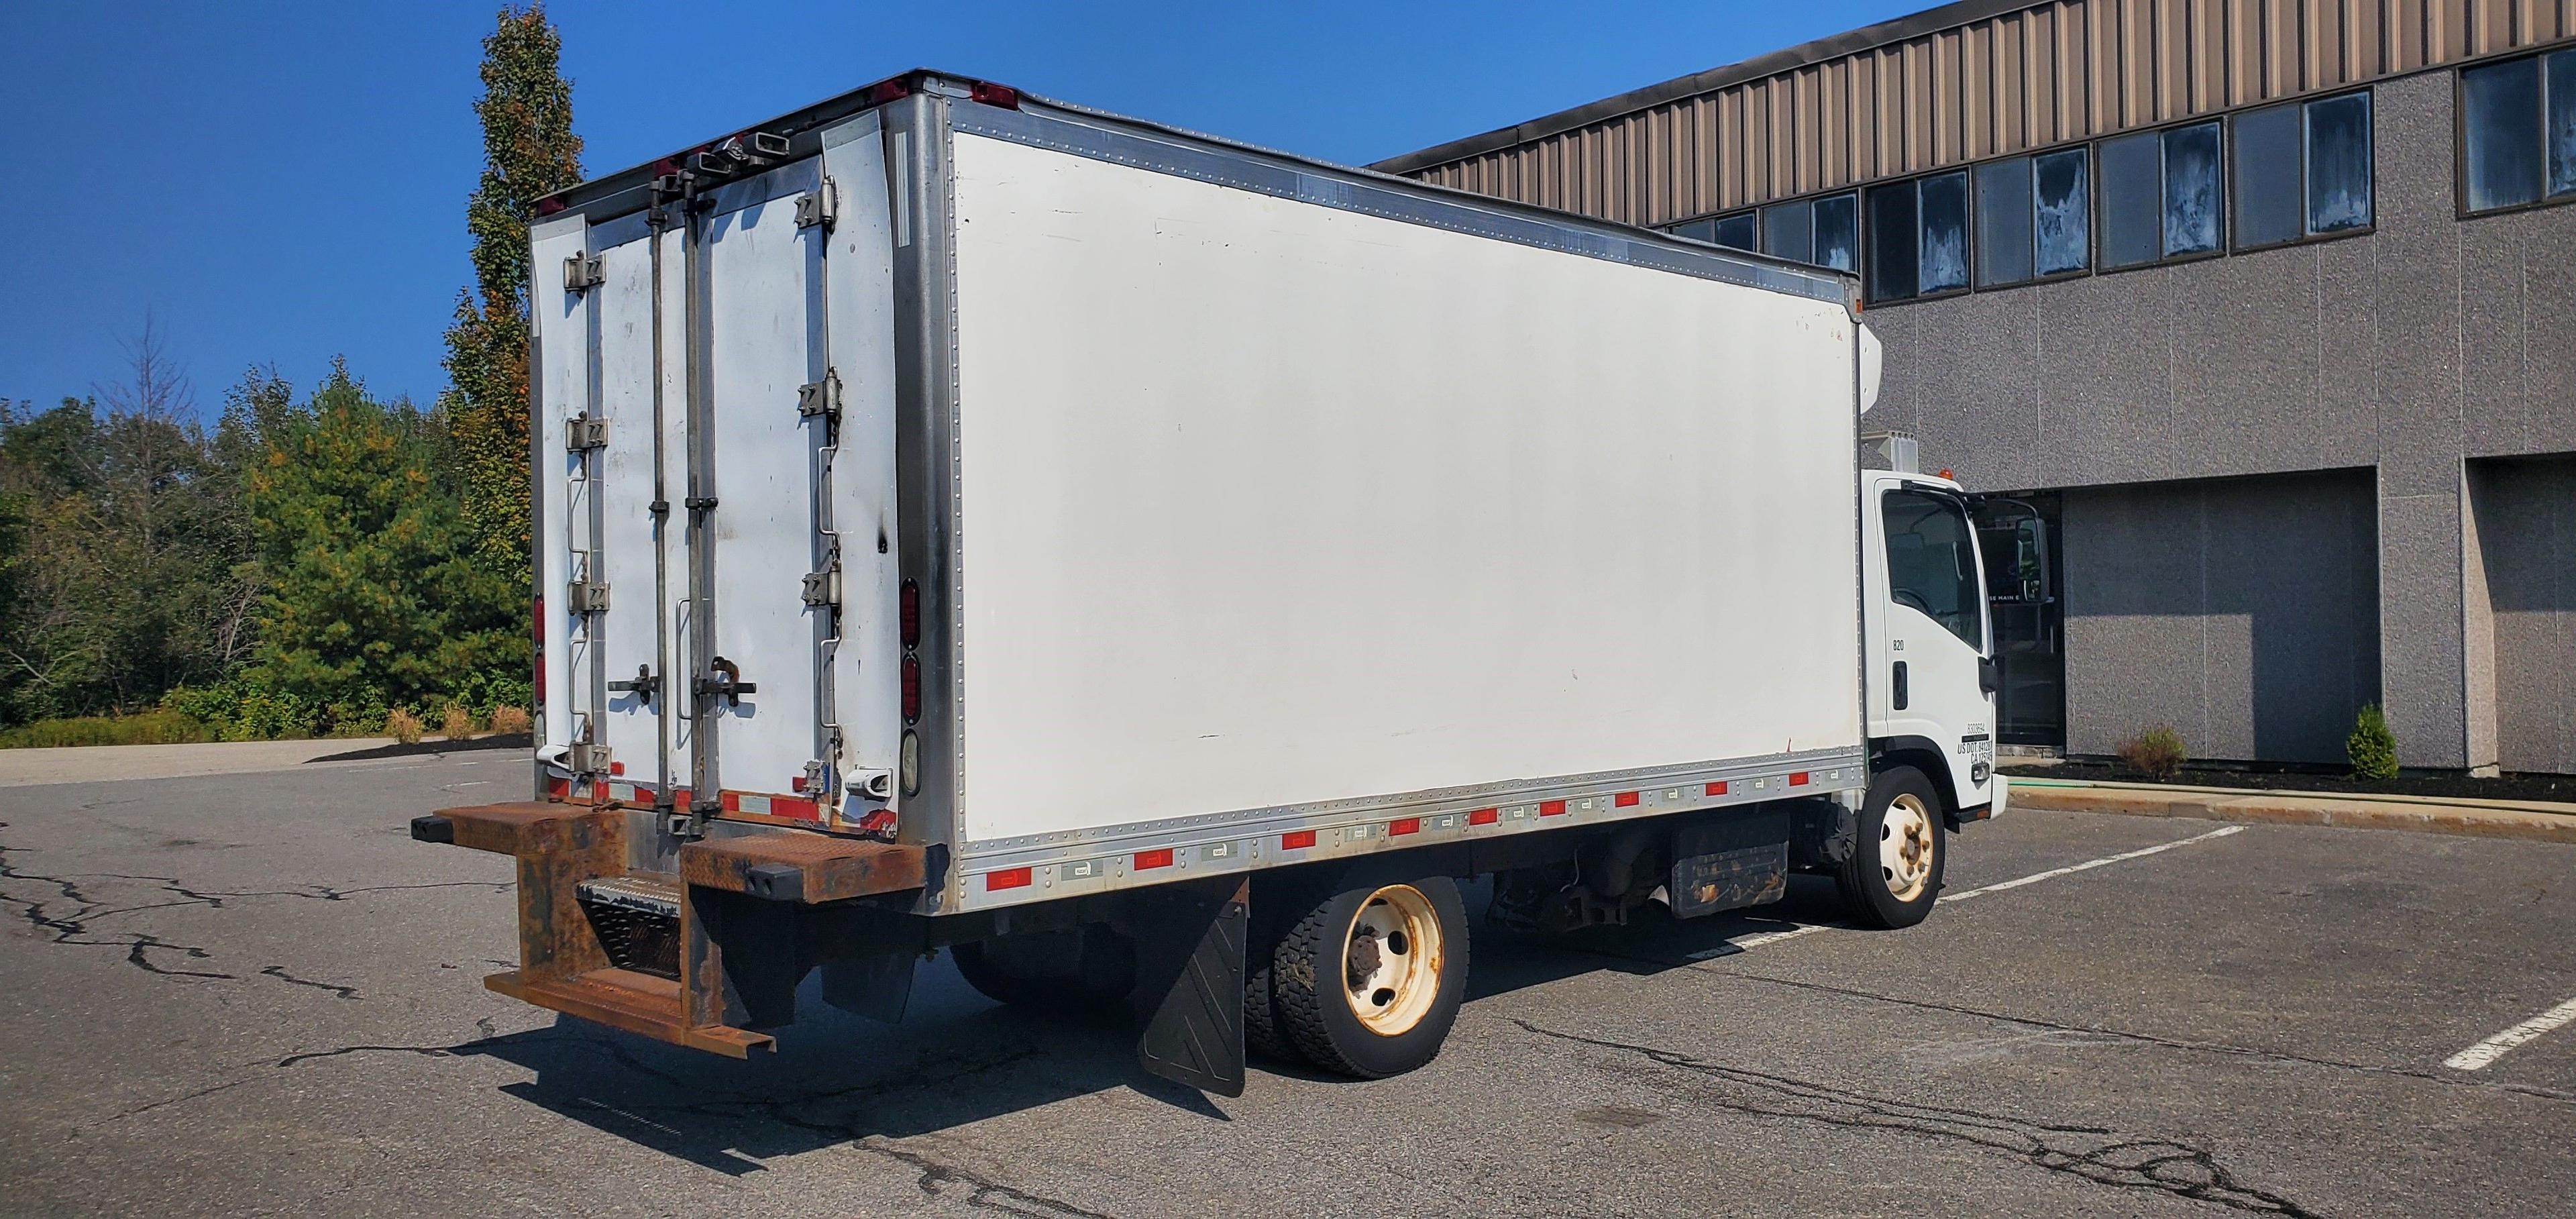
[
  {"x1": 1891, "y1": 661, "x2": 1909, "y2": 710},
  {"x1": 1978, "y1": 656, "x2": 2001, "y2": 696}
]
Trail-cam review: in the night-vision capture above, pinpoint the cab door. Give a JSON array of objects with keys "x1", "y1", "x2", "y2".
[{"x1": 1863, "y1": 475, "x2": 1996, "y2": 811}]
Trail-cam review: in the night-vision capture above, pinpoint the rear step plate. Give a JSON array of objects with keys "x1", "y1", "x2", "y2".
[{"x1": 578, "y1": 873, "x2": 682, "y2": 918}]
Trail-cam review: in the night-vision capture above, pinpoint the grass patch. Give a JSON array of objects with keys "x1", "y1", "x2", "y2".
[{"x1": 0, "y1": 709, "x2": 217, "y2": 749}]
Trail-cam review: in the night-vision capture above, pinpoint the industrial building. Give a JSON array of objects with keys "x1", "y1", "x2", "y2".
[{"x1": 1377, "y1": 0, "x2": 2575, "y2": 774}]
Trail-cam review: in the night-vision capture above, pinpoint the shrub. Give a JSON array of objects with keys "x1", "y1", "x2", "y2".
[
  {"x1": 2116, "y1": 725, "x2": 2188, "y2": 782},
  {"x1": 486, "y1": 705, "x2": 531, "y2": 735},
  {"x1": 163, "y1": 681, "x2": 320, "y2": 741},
  {"x1": 439, "y1": 702, "x2": 474, "y2": 741},
  {"x1": 2347, "y1": 703, "x2": 2399, "y2": 780},
  {"x1": 0, "y1": 708, "x2": 213, "y2": 749},
  {"x1": 386, "y1": 706, "x2": 423, "y2": 745}
]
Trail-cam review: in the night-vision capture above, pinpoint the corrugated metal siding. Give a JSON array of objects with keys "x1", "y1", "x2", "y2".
[{"x1": 1407, "y1": 0, "x2": 2576, "y2": 226}]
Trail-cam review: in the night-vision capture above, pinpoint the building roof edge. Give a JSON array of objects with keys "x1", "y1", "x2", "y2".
[{"x1": 1370, "y1": 0, "x2": 2037, "y2": 175}]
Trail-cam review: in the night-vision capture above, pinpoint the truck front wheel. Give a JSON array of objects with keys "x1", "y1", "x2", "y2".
[
  {"x1": 1273, "y1": 876, "x2": 1468, "y2": 1079},
  {"x1": 1835, "y1": 765, "x2": 1947, "y2": 929}
]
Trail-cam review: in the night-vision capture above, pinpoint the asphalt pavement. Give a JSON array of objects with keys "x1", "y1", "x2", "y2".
[{"x1": 3, "y1": 749, "x2": 2572, "y2": 1217}]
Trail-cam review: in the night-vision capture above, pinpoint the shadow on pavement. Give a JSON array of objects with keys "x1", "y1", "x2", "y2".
[
  {"x1": 437, "y1": 880, "x2": 1856, "y2": 1173},
  {"x1": 306, "y1": 733, "x2": 533, "y2": 764}
]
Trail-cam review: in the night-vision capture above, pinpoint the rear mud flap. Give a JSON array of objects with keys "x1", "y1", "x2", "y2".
[{"x1": 1127, "y1": 878, "x2": 1248, "y2": 1097}]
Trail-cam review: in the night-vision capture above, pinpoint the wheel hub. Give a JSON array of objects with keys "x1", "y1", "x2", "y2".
[
  {"x1": 1343, "y1": 884, "x2": 1444, "y2": 1036},
  {"x1": 1880, "y1": 794, "x2": 1935, "y2": 902}
]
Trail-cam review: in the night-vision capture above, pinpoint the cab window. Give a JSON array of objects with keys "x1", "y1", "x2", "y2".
[{"x1": 1882, "y1": 488, "x2": 1986, "y2": 651}]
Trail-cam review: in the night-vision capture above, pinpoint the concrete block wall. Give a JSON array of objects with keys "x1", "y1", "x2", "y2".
[
  {"x1": 2470, "y1": 457, "x2": 2576, "y2": 775},
  {"x1": 1868, "y1": 70, "x2": 2576, "y2": 771},
  {"x1": 2060, "y1": 472, "x2": 2380, "y2": 764}
]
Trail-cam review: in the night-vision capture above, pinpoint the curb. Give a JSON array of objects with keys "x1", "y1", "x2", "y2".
[{"x1": 2006, "y1": 780, "x2": 2576, "y2": 845}]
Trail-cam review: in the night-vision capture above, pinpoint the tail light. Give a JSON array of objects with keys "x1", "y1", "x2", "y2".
[{"x1": 532, "y1": 594, "x2": 545, "y2": 704}]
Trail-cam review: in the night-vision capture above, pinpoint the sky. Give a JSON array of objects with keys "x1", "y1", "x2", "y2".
[{"x1": 1, "y1": 1, "x2": 1918, "y2": 416}]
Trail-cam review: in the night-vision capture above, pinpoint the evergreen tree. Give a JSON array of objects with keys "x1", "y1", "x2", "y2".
[
  {"x1": 245, "y1": 363, "x2": 520, "y2": 731},
  {"x1": 440, "y1": 5, "x2": 582, "y2": 578}
]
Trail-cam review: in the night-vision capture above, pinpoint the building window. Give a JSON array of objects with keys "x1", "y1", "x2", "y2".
[
  {"x1": 2098, "y1": 120, "x2": 2223, "y2": 268},
  {"x1": 2233, "y1": 91, "x2": 2373, "y2": 250},
  {"x1": 1672, "y1": 211, "x2": 1757, "y2": 250},
  {"x1": 1812, "y1": 193, "x2": 1858, "y2": 272},
  {"x1": 1759, "y1": 193, "x2": 1858, "y2": 272},
  {"x1": 1865, "y1": 170, "x2": 1968, "y2": 303},
  {"x1": 2033, "y1": 148, "x2": 2090, "y2": 275},
  {"x1": 2098, "y1": 131, "x2": 2162, "y2": 268},
  {"x1": 1974, "y1": 147, "x2": 2092, "y2": 286},
  {"x1": 2461, "y1": 48, "x2": 2576, "y2": 215},
  {"x1": 2161, "y1": 121, "x2": 2224, "y2": 256},
  {"x1": 1974, "y1": 158, "x2": 2035, "y2": 286}
]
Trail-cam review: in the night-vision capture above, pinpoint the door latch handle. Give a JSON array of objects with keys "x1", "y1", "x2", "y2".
[
  {"x1": 608, "y1": 665, "x2": 660, "y2": 704},
  {"x1": 696, "y1": 656, "x2": 757, "y2": 707},
  {"x1": 1978, "y1": 656, "x2": 2001, "y2": 696}
]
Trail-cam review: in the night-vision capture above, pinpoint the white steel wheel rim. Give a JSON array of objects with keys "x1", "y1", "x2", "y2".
[
  {"x1": 1880, "y1": 794, "x2": 1936, "y2": 902},
  {"x1": 1343, "y1": 884, "x2": 1444, "y2": 1037}
]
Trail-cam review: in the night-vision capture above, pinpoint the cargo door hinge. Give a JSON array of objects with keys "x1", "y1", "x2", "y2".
[
  {"x1": 801, "y1": 564, "x2": 840, "y2": 608},
  {"x1": 566, "y1": 414, "x2": 608, "y2": 451},
  {"x1": 797, "y1": 370, "x2": 841, "y2": 421},
  {"x1": 566, "y1": 741, "x2": 612, "y2": 775},
  {"x1": 563, "y1": 253, "x2": 604, "y2": 293},
  {"x1": 796, "y1": 178, "x2": 837, "y2": 230},
  {"x1": 567, "y1": 578, "x2": 611, "y2": 613}
]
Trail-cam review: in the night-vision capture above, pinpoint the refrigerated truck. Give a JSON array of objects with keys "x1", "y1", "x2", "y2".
[{"x1": 414, "y1": 70, "x2": 2003, "y2": 1095}]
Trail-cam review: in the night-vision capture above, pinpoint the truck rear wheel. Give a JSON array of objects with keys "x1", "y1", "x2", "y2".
[
  {"x1": 1835, "y1": 765, "x2": 1946, "y2": 929},
  {"x1": 1273, "y1": 876, "x2": 1468, "y2": 1079},
  {"x1": 950, "y1": 925, "x2": 1137, "y2": 1015}
]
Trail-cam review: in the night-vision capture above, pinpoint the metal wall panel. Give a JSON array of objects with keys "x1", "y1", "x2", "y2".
[{"x1": 1386, "y1": 0, "x2": 2576, "y2": 227}]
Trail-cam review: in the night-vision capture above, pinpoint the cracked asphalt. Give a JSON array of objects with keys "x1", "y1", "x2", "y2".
[{"x1": 3, "y1": 749, "x2": 2573, "y2": 1218}]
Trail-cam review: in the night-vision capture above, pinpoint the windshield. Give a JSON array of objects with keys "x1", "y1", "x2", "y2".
[{"x1": 1882, "y1": 488, "x2": 1987, "y2": 651}]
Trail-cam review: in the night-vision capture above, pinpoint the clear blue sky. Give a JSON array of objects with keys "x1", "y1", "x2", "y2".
[{"x1": 1, "y1": 1, "x2": 1914, "y2": 415}]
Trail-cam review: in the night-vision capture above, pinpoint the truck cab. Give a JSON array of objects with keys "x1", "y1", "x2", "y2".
[{"x1": 1861, "y1": 468, "x2": 2002, "y2": 824}]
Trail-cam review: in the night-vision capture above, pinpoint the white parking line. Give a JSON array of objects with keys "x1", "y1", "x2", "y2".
[
  {"x1": 2444, "y1": 995, "x2": 2576, "y2": 1071},
  {"x1": 1688, "y1": 824, "x2": 2247, "y2": 961},
  {"x1": 1943, "y1": 825, "x2": 2245, "y2": 903}
]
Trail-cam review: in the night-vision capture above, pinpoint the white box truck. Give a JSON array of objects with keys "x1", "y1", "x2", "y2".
[{"x1": 416, "y1": 71, "x2": 2003, "y2": 1094}]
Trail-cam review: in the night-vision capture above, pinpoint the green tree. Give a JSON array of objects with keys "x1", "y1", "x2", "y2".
[
  {"x1": 244, "y1": 362, "x2": 520, "y2": 731},
  {"x1": 439, "y1": 4, "x2": 583, "y2": 578},
  {"x1": 0, "y1": 325, "x2": 259, "y2": 725}
]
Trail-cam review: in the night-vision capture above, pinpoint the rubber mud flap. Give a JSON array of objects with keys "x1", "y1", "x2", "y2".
[{"x1": 1131, "y1": 877, "x2": 1248, "y2": 1097}]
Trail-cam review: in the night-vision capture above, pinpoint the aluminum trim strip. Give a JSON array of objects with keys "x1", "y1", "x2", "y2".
[
  {"x1": 947, "y1": 103, "x2": 1848, "y2": 306},
  {"x1": 950, "y1": 748, "x2": 1866, "y2": 913},
  {"x1": 958, "y1": 744, "x2": 1861, "y2": 858}
]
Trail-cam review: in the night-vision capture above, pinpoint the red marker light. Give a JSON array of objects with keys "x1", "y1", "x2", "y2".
[
  {"x1": 1281, "y1": 829, "x2": 1318, "y2": 850},
  {"x1": 901, "y1": 656, "x2": 920, "y2": 723},
  {"x1": 1134, "y1": 847, "x2": 1175, "y2": 869},
  {"x1": 1789, "y1": 772, "x2": 1811, "y2": 787},
  {"x1": 867, "y1": 78, "x2": 912, "y2": 105},
  {"x1": 900, "y1": 580, "x2": 920, "y2": 647},
  {"x1": 969, "y1": 81, "x2": 1020, "y2": 109},
  {"x1": 1614, "y1": 791, "x2": 1640, "y2": 808},
  {"x1": 1705, "y1": 780, "x2": 1730, "y2": 796},
  {"x1": 1468, "y1": 807, "x2": 1499, "y2": 826},
  {"x1": 1540, "y1": 800, "x2": 1568, "y2": 816},
  {"x1": 1389, "y1": 817, "x2": 1421, "y2": 836},
  {"x1": 985, "y1": 867, "x2": 1032, "y2": 891}
]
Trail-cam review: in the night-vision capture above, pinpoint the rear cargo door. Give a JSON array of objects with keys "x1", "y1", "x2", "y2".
[
  {"x1": 535, "y1": 212, "x2": 687, "y2": 800},
  {"x1": 536, "y1": 120, "x2": 900, "y2": 825},
  {"x1": 681, "y1": 125, "x2": 902, "y2": 822}
]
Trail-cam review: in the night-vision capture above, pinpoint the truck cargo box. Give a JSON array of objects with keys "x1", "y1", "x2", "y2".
[{"x1": 528, "y1": 73, "x2": 1870, "y2": 918}]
